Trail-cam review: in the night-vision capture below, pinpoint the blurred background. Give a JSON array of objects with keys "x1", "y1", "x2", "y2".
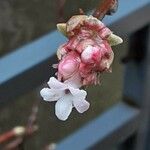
[{"x1": 0, "y1": 0, "x2": 149, "y2": 150}]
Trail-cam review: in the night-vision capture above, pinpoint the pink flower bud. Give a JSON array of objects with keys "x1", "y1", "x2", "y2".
[
  {"x1": 58, "y1": 51, "x2": 81, "y2": 80},
  {"x1": 81, "y1": 45, "x2": 101, "y2": 64},
  {"x1": 78, "y1": 40, "x2": 114, "y2": 85}
]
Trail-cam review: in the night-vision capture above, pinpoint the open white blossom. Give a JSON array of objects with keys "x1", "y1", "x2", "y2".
[{"x1": 40, "y1": 77, "x2": 90, "y2": 121}]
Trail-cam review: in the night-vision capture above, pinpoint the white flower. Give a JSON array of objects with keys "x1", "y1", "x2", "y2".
[{"x1": 40, "y1": 77, "x2": 90, "y2": 121}]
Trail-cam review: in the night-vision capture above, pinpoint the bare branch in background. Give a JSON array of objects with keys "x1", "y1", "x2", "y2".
[
  {"x1": 0, "y1": 126, "x2": 25, "y2": 144},
  {"x1": 3, "y1": 137, "x2": 23, "y2": 150},
  {"x1": 1, "y1": 102, "x2": 39, "y2": 149},
  {"x1": 2, "y1": 125, "x2": 38, "y2": 150},
  {"x1": 26, "y1": 102, "x2": 39, "y2": 134},
  {"x1": 93, "y1": 0, "x2": 118, "y2": 20}
]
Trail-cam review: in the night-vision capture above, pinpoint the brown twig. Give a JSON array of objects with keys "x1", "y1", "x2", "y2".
[
  {"x1": 106, "y1": 0, "x2": 118, "y2": 15},
  {"x1": 0, "y1": 127, "x2": 25, "y2": 144},
  {"x1": 0, "y1": 130, "x2": 15, "y2": 144},
  {"x1": 93, "y1": 0, "x2": 118, "y2": 20},
  {"x1": 18, "y1": 102, "x2": 39, "y2": 149},
  {"x1": 2, "y1": 125, "x2": 38, "y2": 150},
  {"x1": 3, "y1": 137, "x2": 23, "y2": 150},
  {"x1": 1, "y1": 102, "x2": 39, "y2": 150},
  {"x1": 26, "y1": 102, "x2": 39, "y2": 134}
]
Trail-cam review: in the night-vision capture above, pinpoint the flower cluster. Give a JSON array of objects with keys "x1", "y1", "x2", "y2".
[{"x1": 40, "y1": 15, "x2": 123, "y2": 121}]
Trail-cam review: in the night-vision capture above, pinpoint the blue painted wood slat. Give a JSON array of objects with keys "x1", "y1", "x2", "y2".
[{"x1": 56, "y1": 102, "x2": 140, "y2": 150}]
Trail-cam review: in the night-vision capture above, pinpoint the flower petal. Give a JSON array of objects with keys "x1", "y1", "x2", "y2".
[
  {"x1": 73, "y1": 98, "x2": 90, "y2": 113},
  {"x1": 47, "y1": 77, "x2": 66, "y2": 90},
  {"x1": 40, "y1": 88, "x2": 62, "y2": 101},
  {"x1": 55, "y1": 95, "x2": 73, "y2": 121},
  {"x1": 69, "y1": 87, "x2": 87, "y2": 99},
  {"x1": 69, "y1": 88, "x2": 89, "y2": 113}
]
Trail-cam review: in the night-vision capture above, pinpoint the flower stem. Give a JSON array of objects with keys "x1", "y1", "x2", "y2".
[
  {"x1": 0, "y1": 130, "x2": 15, "y2": 144},
  {"x1": 93, "y1": 0, "x2": 118, "y2": 20}
]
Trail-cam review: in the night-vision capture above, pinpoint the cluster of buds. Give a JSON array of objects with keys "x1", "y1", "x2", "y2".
[
  {"x1": 40, "y1": 15, "x2": 123, "y2": 121},
  {"x1": 57, "y1": 15, "x2": 122, "y2": 86}
]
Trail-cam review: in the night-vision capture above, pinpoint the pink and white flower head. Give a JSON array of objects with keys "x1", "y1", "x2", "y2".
[
  {"x1": 56, "y1": 15, "x2": 118, "y2": 85},
  {"x1": 40, "y1": 15, "x2": 123, "y2": 120}
]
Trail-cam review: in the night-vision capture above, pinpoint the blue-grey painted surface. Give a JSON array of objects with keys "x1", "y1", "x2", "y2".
[
  {"x1": 0, "y1": 32, "x2": 66, "y2": 85},
  {"x1": 123, "y1": 61, "x2": 145, "y2": 105},
  {"x1": 56, "y1": 102, "x2": 140, "y2": 150},
  {"x1": 136, "y1": 26, "x2": 150, "y2": 150}
]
